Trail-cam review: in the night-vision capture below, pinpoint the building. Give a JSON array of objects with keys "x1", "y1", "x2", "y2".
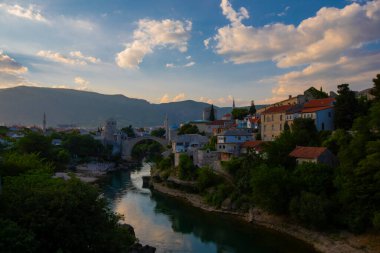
[
  {"x1": 285, "y1": 104, "x2": 304, "y2": 128},
  {"x1": 301, "y1": 98, "x2": 335, "y2": 131},
  {"x1": 193, "y1": 149, "x2": 220, "y2": 168},
  {"x1": 356, "y1": 87, "x2": 375, "y2": 101},
  {"x1": 217, "y1": 129, "x2": 253, "y2": 161},
  {"x1": 247, "y1": 117, "x2": 261, "y2": 132},
  {"x1": 240, "y1": 140, "x2": 267, "y2": 155},
  {"x1": 261, "y1": 105, "x2": 293, "y2": 141},
  {"x1": 289, "y1": 146, "x2": 338, "y2": 167},
  {"x1": 207, "y1": 120, "x2": 234, "y2": 135},
  {"x1": 172, "y1": 134, "x2": 208, "y2": 153},
  {"x1": 274, "y1": 95, "x2": 306, "y2": 106}
]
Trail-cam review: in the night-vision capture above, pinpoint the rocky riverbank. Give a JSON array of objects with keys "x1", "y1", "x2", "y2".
[{"x1": 151, "y1": 181, "x2": 379, "y2": 253}]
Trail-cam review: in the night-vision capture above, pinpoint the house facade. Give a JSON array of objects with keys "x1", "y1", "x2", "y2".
[
  {"x1": 289, "y1": 146, "x2": 338, "y2": 167},
  {"x1": 217, "y1": 129, "x2": 253, "y2": 161},
  {"x1": 261, "y1": 105, "x2": 292, "y2": 141}
]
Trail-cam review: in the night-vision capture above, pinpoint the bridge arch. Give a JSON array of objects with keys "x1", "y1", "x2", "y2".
[{"x1": 121, "y1": 136, "x2": 168, "y2": 160}]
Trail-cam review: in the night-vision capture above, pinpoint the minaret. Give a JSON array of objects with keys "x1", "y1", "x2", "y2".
[
  {"x1": 232, "y1": 97, "x2": 236, "y2": 109},
  {"x1": 43, "y1": 112, "x2": 46, "y2": 134},
  {"x1": 164, "y1": 114, "x2": 169, "y2": 143}
]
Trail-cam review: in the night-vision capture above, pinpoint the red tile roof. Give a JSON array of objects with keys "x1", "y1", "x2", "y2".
[
  {"x1": 304, "y1": 98, "x2": 335, "y2": 108},
  {"x1": 249, "y1": 118, "x2": 261, "y2": 123},
  {"x1": 289, "y1": 146, "x2": 327, "y2": 159},
  {"x1": 302, "y1": 106, "x2": 332, "y2": 113},
  {"x1": 208, "y1": 120, "x2": 233, "y2": 126},
  {"x1": 242, "y1": 141, "x2": 267, "y2": 152},
  {"x1": 261, "y1": 105, "x2": 293, "y2": 114}
]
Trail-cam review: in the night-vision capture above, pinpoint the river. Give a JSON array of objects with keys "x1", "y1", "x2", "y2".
[{"x1": 101, "y1": 162, "x2": 318, "y2": 253}]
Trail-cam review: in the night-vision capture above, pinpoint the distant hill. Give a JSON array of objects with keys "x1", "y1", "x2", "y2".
[{"x1": 0, "y1": 86, "x2": 265, "y2": 128}]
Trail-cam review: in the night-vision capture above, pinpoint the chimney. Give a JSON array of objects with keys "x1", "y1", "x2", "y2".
[{"x1": 289, "y1": 95, "x2": 292, "y2": 99}]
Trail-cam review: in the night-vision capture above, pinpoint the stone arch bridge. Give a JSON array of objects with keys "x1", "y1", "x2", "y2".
[{"x1": 121, "y1": 136, "x2": 168, "y2": 160}]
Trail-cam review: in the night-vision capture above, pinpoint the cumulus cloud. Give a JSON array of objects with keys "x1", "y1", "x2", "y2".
[
  {"x1": 165, "y1": 61, "x2": 195, "y2": 68},
  {"x1": 37, "y1": 50, "x2": 100, "y2": 65},
  {"x1": 0, "y1": 51, "x2": 28, "y2": 74},
  {"x1": 116, "y1": 19, "x2": 192, "y2": 69},
  {"x1": 74, "y1": 76, "x2": 89, "y2": 90},
  {"x1": 159, "y1": 93, "x2": 186, "y2": 103},
  {"x1": 0, "y1": 51, "x2": 29, "y2": 88},
  {"x1": 210, "y1": 0, "x2": 380, "y2": 67},
  {"x1": 0, "y1": 3, "x2": 48, "y2": 23}
]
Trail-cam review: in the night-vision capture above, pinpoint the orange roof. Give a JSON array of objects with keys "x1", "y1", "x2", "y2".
[
  {"x1": 289, "y1": 146, "x2": 327, "y2": 159},
  {"x1": 242, "y1": 140, "x2": 266, "y2": 152},
  {"x1": 304, "y1": 98, "x2": 335, "y2": 108},
  {"x1": 302, "y1": 106, "x2": 332, "y2": 113},
  {"x1": 261, "y1": 105, "x2": 293, "y2": 115}
]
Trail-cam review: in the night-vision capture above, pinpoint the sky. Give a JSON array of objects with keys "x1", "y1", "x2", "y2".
[{"x1": 0, "y1": 0, "x2": 379, "y2": 106}]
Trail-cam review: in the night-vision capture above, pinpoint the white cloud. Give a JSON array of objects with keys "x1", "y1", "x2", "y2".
[
  {"x1": 220, "y1": 0, "x2": 249, "y2": 26},
  {"x1": 159, "y1": 93, "x2": 186, "y2": 103},
  {"x1": 261, "y1": 52, "x2": 380, "y2": 103},
  {"x1": 199, "y1": 95, "x2": 248, "y2": 107},
  {"x1": 165, "y1": 63, "x2": 175, "y2": 68},
  {"x1": 74, "y1": 76, "x2": 89, "y2": 90},
  {"x1": 172, "y1": 93, "x2": 186, "y2": 102},
  {"x1": 186, "y1": 55, "x2": 192, "y2": 60},
  {"x1": 159, "y1": 94, "x2": 170, "y2": 103},
  {"x1": 37, "y1": 50, "x2": 100, "y2": 65},
  {"x1": 184, "y1": 61, "x2": 195, "y2": 67},
  {"x1": 70, "y1": 51, "x2": 100, "y2": 63},
  {"x1": 204, "y1": 38, "x2": 211, "y2": 49},
  {"x1": 116, "y1": 19, "x2": 192, "y2": 69},
  {"x1": 211, "y1": 0, "x2": 380, "y2": 67},
  {"x1": 0, "y1": 51, "x2": 28, "y2": 74},
  {"x1": 0, "y1": 3, "x2": 48, "y2": 23}
]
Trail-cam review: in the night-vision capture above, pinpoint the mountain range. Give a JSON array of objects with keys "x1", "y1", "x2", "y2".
[{"x1": 0, "y1": 86, "x2": 263, "y2": 128}]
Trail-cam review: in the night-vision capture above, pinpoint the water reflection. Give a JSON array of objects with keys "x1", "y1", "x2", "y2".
[{"x1": 101, "y1": 162, "x2": 317, "y2": 253}]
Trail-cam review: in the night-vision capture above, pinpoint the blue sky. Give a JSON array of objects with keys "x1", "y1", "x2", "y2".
[{"x1": 1, "y1": 0, "x2": 379, "y2": 106}]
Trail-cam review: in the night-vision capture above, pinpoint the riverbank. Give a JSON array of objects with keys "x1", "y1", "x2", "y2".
[{"x1": 151, "y1": 181, "x2": 379, "y2": 253}]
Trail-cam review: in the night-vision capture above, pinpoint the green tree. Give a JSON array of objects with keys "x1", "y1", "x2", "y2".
[
  {"x1": 291, "y1": 118, "x2": 319, "y2": 146},
  {"x1": 0, "y1": 174, "x2": 136, "y2": 253},
  {"x1": 334, "y1": 83, "x2": 359, "y2": 130},
  {"x1": 370, "y1": 73, "x2": 380, "y2": 101},
  {"x1": 250, "y1": 164, "x2": 290, "y2": 214},
  {"x1": 151, "y1": 127, "x2": 165, "y2": 138},
  {"x1": 16, "y1": 133, "x2": 52, "y2": 159},
  {"x1": 249, "y1": 100, "x2": 256, "y2": 115},
  {"x1": 177, "y1": 154, "x2": 196, "y2": 180},
  {"x1": 231, "y1": 108, "x2": 249, "y2": 120},
  {"x1": 209, "y1": 104, "x2": 216, "y2": 121},
  {"x1": 177, "y1": 123, "x2": 199, "y2": 135},
  {"x1": 289, "y1": 192, "x2": 333, "y2": 229},
  {"x1": 0, "y1": 152, "x2": 53, "y2": 177},
  {"x1": 62, "y1": 134, "x2": 104, "y2": 158},
  {"x1": 121, "y1": 125, "x2": 136, "y2": 138}
]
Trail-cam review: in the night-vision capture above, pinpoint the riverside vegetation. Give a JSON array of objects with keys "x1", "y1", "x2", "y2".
[
  {"x1": 0, "y1": 131, "x2": 136, "y2": 252},
  {"x1": 152, "y1": 75, "x2": 380, "y2": 245}
]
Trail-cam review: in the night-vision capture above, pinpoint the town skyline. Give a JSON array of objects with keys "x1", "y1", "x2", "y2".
[{"x1": 1, "y1": 0, "x2": 380, "y2": 106}]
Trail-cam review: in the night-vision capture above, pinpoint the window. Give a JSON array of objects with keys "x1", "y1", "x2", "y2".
[
  {"x1": 280, "y1": 124, "x2": 282, "y2": 130},
  {"x1": 271, "y1": 115, "x2": 274, "y2": 121},
  {"x1": 322, "y1": 122, "x2": 325, "y2": 130},
  {"x1": 272, "y1": 124, "x2": 274, "y2": 131},
  {"x1": 328, "y1": 112, "x2": 332, "y2": 117},
  {"x1": 264, "y1": 125, "x2": 266, "y2": 132},
  {"x1": 280, "y1": 115, "x2": 283, "y2": 121}
]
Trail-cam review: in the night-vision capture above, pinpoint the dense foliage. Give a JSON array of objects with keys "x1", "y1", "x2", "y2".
[
  {"x1": 131, "y1": 139, "x2": 164, "y2": 161},
  {"x1": 150, "y1": 127, "x2": 165, "y2": 138},
  {"x1": 0, "y1": 153, "x2": 136, "y2": 252},
  {"x1": 121, "y1": 125, "x2": 136, "y2": 138},
  {"x1": 177, "y1": 123, "x2": 200, "y2": 135},
  {"x1": 231, "y1": 108, "x2": 249, "y2": 120}
]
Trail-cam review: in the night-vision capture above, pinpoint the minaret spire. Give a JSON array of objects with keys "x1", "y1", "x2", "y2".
[{"x1": 232, "y1": 97, "x2": 236, "y2": 109}]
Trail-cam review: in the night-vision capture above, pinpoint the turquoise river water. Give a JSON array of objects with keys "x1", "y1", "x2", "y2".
[{"x1": 101, "y1": 162, "x2": 318, "y2": 253}]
